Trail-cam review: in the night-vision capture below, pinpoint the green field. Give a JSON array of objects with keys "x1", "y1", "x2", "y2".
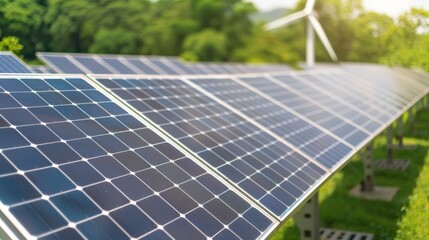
[{"x1": 272, "y1": 108, "x2": 429, "y2": 240}]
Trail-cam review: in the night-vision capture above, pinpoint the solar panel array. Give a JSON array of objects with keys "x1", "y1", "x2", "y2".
[
  {"x1": 0, "y1": 52, "x2": 32, "y2": 73},
  {"x1": 0, "y1": 76, "x2": 275, "y2": 240},
  {"x1": 93, "y1": 76, "x2": 328, "y2": 218},
  {"x1": 0, "y1": 50, "x2": 428, "y2": 240},
  {"x1": 30, "y1": 66, "x2": 56, "y2": 74},
  {"x1": 37, "y1": 52, "x2": 290, "y2": 75},
  {"x1": 88, "y1": 66, "x2": 428, "y2": 218}
]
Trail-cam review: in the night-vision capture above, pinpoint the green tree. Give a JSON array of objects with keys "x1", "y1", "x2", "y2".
[
  {"x1": 182, "y1": 29, "x2": 227, "y2": 61},
  {"x1": 233, "y1": 26, "x2": 300, "y2": 65},
  {"x1": 89, "y1": 28, "x2": 137, "y2": 54},
  {"x1": 0, "y1": 0, "x2": 46, "y2": 58},
  {"x1": 381, "y1": 8, "x2": 429, "y2": 71},
  {"x1": 348, "y1": 12, "x2": 394, "y2": 62},
  {"x1": 0, "y1": 36, "x2": 23, "y2": 56},
  {"x1": 45, "y1": 0, "x2": 97, "y2": 52}
]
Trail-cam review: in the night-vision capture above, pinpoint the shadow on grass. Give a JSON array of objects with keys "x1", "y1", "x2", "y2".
[{"x1": 274, "y1": 110, "x2": 429, "y2": 240}]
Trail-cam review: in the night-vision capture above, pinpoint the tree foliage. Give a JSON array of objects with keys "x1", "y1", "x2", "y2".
[
  {"x1": 0, "y1": 36, "x2": 23, "y2": 55},
  {"x1": 0, "y1": 0, "x2": 427, "y2": 70}
]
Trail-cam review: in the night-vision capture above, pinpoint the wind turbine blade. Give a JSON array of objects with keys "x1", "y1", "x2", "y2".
[
  {"x1": 308, "y1": 14, "x2": 339, "y2": 62},
  {"x1": 305, "y1": 0, "x2": 316, "y2": 12},
  {"x1": 265, "y1": 10, "x2": 308, "y2": 30}
]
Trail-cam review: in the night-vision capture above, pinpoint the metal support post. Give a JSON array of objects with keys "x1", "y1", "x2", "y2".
[
  {"x1": 350, "y1": 141, "x2": 398, "y2": 201},
  {"x1": 361, "y1": 142, "x2": 374, "y2": 192},
  {"x1": 408, "y1": 108, "x2": 415, "y2": 132},
  {"x1": 425, "y1": 96, "x2": 428, "y2": 110},
  {"x1": 396, "y1": 117, "x2": 404, "y2": 146},
  {"x1": 293, "y1": 193, "x2": 320, "y2": 240},
  {"x1": 386, "y1": 127, "x2": 393, "y2": 164},
  {"x1": 374, "y1": 126, "x2": 410, "y2": 171},
  {"x1": 395, "y1": 114, "x2": 416, "y2": 150}
]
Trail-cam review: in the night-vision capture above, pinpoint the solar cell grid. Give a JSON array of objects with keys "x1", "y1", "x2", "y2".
[
  {"x1": 309, "y1": 72, "x2": 400, "y2": 119},
  {"x1": 126, "y1": 59, "x2": 159, "y2": 75},
  {"x1": 93, "y1": 76, "x2": 328, "y2": 219},
  {"x1": 190, "y1": 77, "x2": 354, "y2": 168},
  {"x1": 40, "y1": 56, "x2": 84, "y2": 74},
  {"x1": 239, "y1": 75, "x2": 370, "y2": 147},
  {"x1": 74, "y1": 57, "x2": 111, "y2": 74},
  {"x1": 30, "y1": 66, "x2": 56, "y2": 74},
  {"x1": 0, "y1": 76, "x2": 274, "y2": 240},
  {"x1": 334, "y1": 71, "x2": 411, "y2": 109},
  {"x1": 102, "y1": 58, "x2": 136, "y2": 74},
  {"x1": 0, "y1": 53, "x2": 31, "y2": 73},
  {"x1": 264, "y1": 74, "x2": 383, "y2": 132},
  {"x1": 147, "y1": 59, "x2": 181, "y2": 75},
  {"x1": 37, "y1": 52, "x2": 291, "y2": 75},
  {"x1": 342, "y1": 66, "x2": 426, "y2": 104},
  {"x1": 393, "y1": 68, "x2": 429, "y2": 89}
]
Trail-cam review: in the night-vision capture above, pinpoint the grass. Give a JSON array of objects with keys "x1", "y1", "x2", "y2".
[{"x1": 272, "y1": 108, "x2": 429, "y2": 240}]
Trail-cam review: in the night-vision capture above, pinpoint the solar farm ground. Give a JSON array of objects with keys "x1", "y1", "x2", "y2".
[{"x1": 272, "y1": 109, "x2": 429, "y2": 240}]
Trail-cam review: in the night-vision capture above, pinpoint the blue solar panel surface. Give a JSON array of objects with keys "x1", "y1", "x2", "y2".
[
  {"x1": 190, "y1": 77, "x2": 353, "y2": 169},
  {"x1": 340, "y1": 66, "x2": 427, "y2": 108},
  {"x1": 30, "y1": 66, "x2": 56, "y2": 74},
  {"x1": 41, "y1": 56, "x2": 85, "y2": 74},
  {"x1": 261, "y1": 74, "x2": 383, "y2": 132},
  {"x1": 240, "y1": 76, "x2": 371, "y2": 147},
  {"x1": 0, "y1": 53, "x2": 31, "y2": 73},
  {"x1": 94, "y1": 76, "x2": 328, "y2": 218},
  {"x1": 74, "y1": 57, "x2": 111, "y2": 74},
  {"x1": 0, "y1": 76, "x2": 275, "y2": 240},
  {"x1": 37, "y1": 53, "x2": 291, "y2": 75}
]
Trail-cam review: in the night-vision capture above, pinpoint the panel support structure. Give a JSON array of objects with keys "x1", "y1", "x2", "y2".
[
  {"x1": 374, "y1": 127, "x2": 410, "y2": 171},
  {"x1": 361, "y1": 142, "x2": 375, "y2": 192},
  {"x1": 426, "y1": 95, "x2": 429, "y2": 110},
  {"x1": 293, "y1": 193, "x2": 320, "y2": 240},
  {"x1": 349, "y1": 142, "x2": 399, "y2": 201},
  {"x1": 394, "y1": 116, "x2": 416, "y2": 150},
  {"x1": 408, "y1": 108, "x2": 415, "y2": 132}
]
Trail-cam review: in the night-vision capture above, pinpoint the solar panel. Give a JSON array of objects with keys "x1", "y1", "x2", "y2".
[
  {"x1": 238, "y1": 75, "x2": 371, "y2": 146},
  {"x1": 0, "y1": 52, "x2": 32, "y2": 73},
  {"x1": 0, "y1": 75, "x2": 275, "y2": 239},
  {"x1": 295, "y1": 69, "x2": 419, "y2": 121},
  {"x1": 37, "y1": 52, "x2": 291, "y2": 75},
  {"x1": 74, "y1": 57, "x2": 112, "y2": 74},
  {"x1": 37, "y1": 53, "x2": 183, "y2": 75},
  {"x1": 264, "y1": 74, "x2": 384, "y2": 132},
  {"x1": 91, "y1": 75, "x2": 329, "y2": 219},
  {"x1": 340, "y1": 65, "x2": 428, "y2": 104},
  {"x1": 30, "y1": 66, "x2": 56, "y2": 74},
  {"x1": 189, "y1": 77, "x2": 356, "y2": 168}
]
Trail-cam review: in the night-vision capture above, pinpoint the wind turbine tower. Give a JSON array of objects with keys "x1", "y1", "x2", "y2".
[{"x1": 265, "y1": 0, "x2": 339, "y2": 67}]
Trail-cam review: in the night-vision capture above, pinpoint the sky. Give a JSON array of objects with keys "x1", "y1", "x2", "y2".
[{"x1": 250, "y1": 0, "x2": 429, "y2": 17}]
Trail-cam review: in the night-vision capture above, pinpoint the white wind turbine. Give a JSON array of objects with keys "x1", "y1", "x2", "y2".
[{"x1": 265, "y1": 0, "x2": 338, "y2": 67}]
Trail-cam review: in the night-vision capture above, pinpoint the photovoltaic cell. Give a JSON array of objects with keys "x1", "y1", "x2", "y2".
[
  {"x1": 37, "y1": 52, "x2": 291, "y2": 75},
  {"x1": 103, "y1": 58, "x2": 136, "y2": 74},
  {"x1": 0, "y1": 76, "x2": 274, "y2": 240},
  {"x1": 340, "y1": 66, "x2": 427, "y2": 108},
  {"x1": 30, "y1": 66, "x2": 56, "y2": 74},
  {"x1": 147, "y1": 59, "x2": 180, "y2": 75},
  {"x1": 261, "y1": 75, "x2": 382, "y2": 132},
  {"x1": 128, "y1": 59, "x2": 158, "y2": 74},
  {"x1": 74, "y1": 57, "x2": 111, "y2": 74},
  {"x1": 298, "y1": 72, "x2": 398, "y2": 121},
  {"x1": 40, "y1": 56, "x2": 84, "y2": 74},
  {"x1": 240, "y1": 76, "x2": 370, "y2": 147},
  {"x1": 0, "y1": 52, "x2": 31, "y2": 73},
  {"x1": 191, "y1": 77, "x2": 353, "y2": 168},
  {"x1": 93, "y1": 76, "x2": 328, "y2": 218}
]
